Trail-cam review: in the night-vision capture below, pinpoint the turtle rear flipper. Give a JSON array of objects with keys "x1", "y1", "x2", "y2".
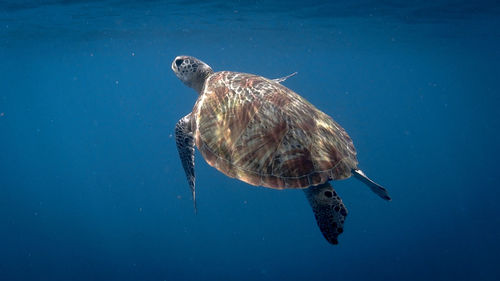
[
  {"x1": 352, "y1": 169, "x2": 391, "y2": 201},
  {"x1": 175, "y1": 113, "x2": 197, "y2": 213},
  {"x1": 303, "y1": 182, "x2": 348, "y2": 245}
]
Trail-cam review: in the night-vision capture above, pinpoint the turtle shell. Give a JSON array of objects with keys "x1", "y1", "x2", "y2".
[{"x1": 192, "y1": 71, "x2": 358, "y2": 189}]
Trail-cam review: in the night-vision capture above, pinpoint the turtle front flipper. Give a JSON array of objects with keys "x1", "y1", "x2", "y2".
[
  {"x1": 303, "y1": 182, "x2": 348, "y2": 245},
  {"x1": 272, "y1": 72, "x2": 297, "y2": 83},
  {"x1": 175, "y1": 113, "x2": 197, "y2": 213}
]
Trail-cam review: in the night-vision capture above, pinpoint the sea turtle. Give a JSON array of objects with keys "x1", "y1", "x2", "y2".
[{"x1": 172, "y1": 55, "x2": 391, "y2": 245}]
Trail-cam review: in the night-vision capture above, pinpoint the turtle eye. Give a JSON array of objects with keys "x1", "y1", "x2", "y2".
[
  {"x1": 175, "y1": 59, "x2": 183, "y2": 67},
  {"x1": 324, "y1": 191, "x2": 333, "y2": 198}
]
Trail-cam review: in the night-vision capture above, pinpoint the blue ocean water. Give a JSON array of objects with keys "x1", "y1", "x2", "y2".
[{"x1": 1, "y1": 1, "x2": 499, "y2": 280}]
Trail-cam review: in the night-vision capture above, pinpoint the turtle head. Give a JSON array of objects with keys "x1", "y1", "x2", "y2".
[{"x1": 172, "y1": 56, "x2": 214, "y2": 94}]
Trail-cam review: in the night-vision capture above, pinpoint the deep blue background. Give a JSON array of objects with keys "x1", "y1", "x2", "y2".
[{"x1": 1, "y1": 1, "x2": 499, "y2": 280}]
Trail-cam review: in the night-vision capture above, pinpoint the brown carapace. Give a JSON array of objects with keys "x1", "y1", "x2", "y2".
[{"x1": 193, "y1": 71, "x2": 357, "y2": 189}]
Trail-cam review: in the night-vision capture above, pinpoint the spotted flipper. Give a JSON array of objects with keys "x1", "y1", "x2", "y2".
[
  {"x1": 303, "y1": 182, "x2": 348, "y2": 245},
  {"x1": 175, "y1": 113, "x2": 196, "y2": 213},
  {"x1": 273, "y1": 72, "x2": 297, "y2": 83},
  {"x1": 352, "y1": 169, "x2": 391, "y2": 201}
]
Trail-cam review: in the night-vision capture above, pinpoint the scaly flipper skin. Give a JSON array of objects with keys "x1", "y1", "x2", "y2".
[
  {"x1": 303, "y1": 182, "x2": 348, "y2": 245},
  {"x1": 175, "y1": 113, "x2": 197, "y2": 212},
  {"x1": 352, "y1": 169, "x2": 391, "y2": 201}
]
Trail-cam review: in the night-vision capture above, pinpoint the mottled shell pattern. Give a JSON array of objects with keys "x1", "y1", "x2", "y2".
[{"x1": 192, "y1": 71, "x2": 358, "y2": 189}]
